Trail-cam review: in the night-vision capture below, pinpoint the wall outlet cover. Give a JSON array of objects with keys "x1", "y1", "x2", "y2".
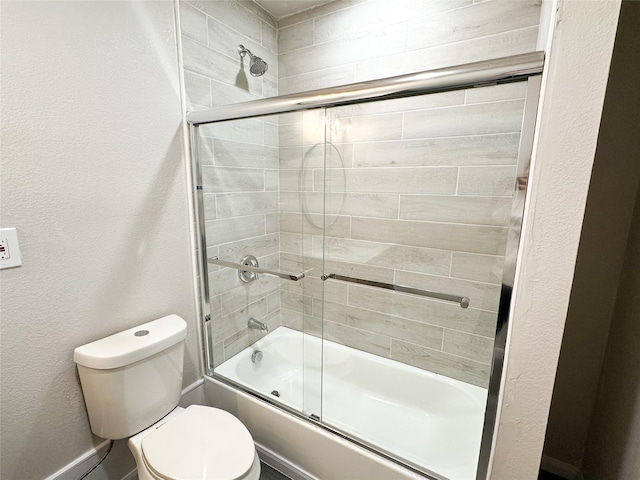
[{"x1": 0, "y1": 228, "x2": 22, "y2": 269}]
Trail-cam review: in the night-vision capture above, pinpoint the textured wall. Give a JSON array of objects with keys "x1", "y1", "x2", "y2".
[
  {"x1": 0, "y1": 1, "x2": 199, "y2": 478},
  {"x1": 179, "y1": 0, "x2": 281, "y2": 365},
  {"x1": 489, "y1": 0, "x2": 622, "y2": 478},
  {"x1": 543, "y1": 1, "x2": 640, "y2": 475},
  {"x1": 582, "y1": 189, "x2": 640, "y2": 479}
]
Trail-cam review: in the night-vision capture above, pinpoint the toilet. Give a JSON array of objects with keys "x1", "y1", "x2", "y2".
[{"x1": 74, "y1": 314, "x2": 260, "y2": 480}]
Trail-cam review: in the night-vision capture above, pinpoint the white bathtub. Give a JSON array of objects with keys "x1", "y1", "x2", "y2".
[{"x1": 214, "y1": 327, "x2": 487, "y2": 480}]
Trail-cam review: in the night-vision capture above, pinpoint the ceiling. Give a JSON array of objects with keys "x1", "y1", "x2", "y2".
[{"x1": 254, "y1": 0, "x2": 333, "y2": 20}]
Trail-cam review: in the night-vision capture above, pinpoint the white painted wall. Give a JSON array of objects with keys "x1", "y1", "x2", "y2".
[
  {"x1": 0, "y1": 1, "x2": 199, "y2": 478},
  {"x1": 489, "y1": 1, "x2": 622, "y2": 478}
]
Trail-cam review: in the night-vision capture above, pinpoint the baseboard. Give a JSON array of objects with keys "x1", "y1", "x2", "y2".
[
  {"x1": 541, "y1": 455, "x2": 584, "y2": 480},
  {"x1": 45, "y1": 439, "x2": 136, "y2": 480},
  {"x1": 256, "y1": 443, "x2": 318, "y2": 480}
]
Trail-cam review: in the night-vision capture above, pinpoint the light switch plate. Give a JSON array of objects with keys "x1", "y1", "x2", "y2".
[{"x1": 0, "y1": 228, "x2": 22, "y2": 269}]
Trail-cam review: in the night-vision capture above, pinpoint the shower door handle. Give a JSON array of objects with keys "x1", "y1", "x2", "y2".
[
  {"x1": 321, "y1": 273, "x2": 470, "y2": 308},
  {"x1": 208, "y1": 257, "x2": 305, "y2": 282}
]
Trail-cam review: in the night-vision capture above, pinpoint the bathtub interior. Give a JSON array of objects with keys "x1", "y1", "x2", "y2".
[{"x1": 214, "y1": 327, "x2": 487, "y2": 479}]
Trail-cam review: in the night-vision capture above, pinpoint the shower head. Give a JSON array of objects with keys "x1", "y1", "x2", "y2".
[{"x1": 238, "y1": 45, "x2": 268, "y2": 77}]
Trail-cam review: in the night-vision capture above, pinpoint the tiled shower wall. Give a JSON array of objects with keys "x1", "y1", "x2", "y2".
[
  {"x1": 276, "y1": 0, "x2": 541, "y2": 387},
  {"x1": 180, "y1": 0, "x2": 542, "y2": 385},
  {"x1": 179, "y1": 0, "x2": 282, "y2": 364},
  {"x1": 279, "y1": 84, "x2": 527, "y2": 388}
]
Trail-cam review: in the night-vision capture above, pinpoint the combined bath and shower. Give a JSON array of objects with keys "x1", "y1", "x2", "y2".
[{"x1": 237, "y1": 44, "x2": 268, "y2": 77}]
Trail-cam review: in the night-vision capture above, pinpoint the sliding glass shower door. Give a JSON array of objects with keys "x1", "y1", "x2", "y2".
[
  {"x1": 193, "y1": 66, "x2": 540, "y2": 479},
  {"x1": 317, "y1": 81, "x2": 535, "y2": 478}
]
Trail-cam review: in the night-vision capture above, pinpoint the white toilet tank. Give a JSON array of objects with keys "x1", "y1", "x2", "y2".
[{"x1": 74, "y1": 315, "x2": 188, "y2": 440}]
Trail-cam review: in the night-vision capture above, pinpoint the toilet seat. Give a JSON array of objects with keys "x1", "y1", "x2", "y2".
[{"x1": 141, "y1": 405, "x2": 257, "y2": 480}]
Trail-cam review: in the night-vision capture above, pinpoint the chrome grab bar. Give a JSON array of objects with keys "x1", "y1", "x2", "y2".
[
  {"x1": 321, "y1": 273, "x2": 470, "y2": 309},
  {"x1": 207, "y1": 257, "x2": 305, "y2": 282}
]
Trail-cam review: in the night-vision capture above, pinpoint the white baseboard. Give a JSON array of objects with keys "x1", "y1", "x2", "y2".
[{"x1": 541, "y1": 455, "x2": 584, "y2": 480}]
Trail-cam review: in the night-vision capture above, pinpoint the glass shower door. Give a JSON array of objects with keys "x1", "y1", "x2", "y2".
[
  {"x1": 197, "y1": 109, "x2": 324, "y2": 421},
  {"x1": 318, "y1": 81, "x2": 534, "y2": 479}
]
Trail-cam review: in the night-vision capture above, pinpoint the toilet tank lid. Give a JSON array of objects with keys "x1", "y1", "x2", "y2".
[{"x1": 74, "y1": 315, "x2": 187, "y2": 370}]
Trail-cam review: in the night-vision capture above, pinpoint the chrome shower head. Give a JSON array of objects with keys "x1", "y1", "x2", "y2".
[{"x1": 238, "y1": 44, "x2": 268, "y2": 77}]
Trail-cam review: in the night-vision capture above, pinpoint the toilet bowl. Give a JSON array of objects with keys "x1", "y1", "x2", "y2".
[
  {"x1": 128, "y1": 405, "x2": 260, "y2": 480},
  {"x1": 74, "y1": 315, "x2": 260, "y2": 480}
]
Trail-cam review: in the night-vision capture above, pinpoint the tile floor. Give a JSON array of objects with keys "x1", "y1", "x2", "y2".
[{"x1": 260, "y1": 462, "x2": 292, "y2": 480}]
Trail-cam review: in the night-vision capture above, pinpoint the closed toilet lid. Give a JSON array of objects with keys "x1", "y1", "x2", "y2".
[{"x1": 142, "y1": 405, "x2": 256, "y2": 480}]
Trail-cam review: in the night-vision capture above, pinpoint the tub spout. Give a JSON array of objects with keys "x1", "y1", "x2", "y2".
[{"x1": 248, "y1": 317, "x2": 268, "y2": 332}]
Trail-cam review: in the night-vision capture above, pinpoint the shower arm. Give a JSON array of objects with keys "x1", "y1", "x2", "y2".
[
  {"x1": 208, "y1": 257, "x2": 305, "y2": 282},
  {"x1": 321, "y1": 273, "x2": 470, "y2": 309}
]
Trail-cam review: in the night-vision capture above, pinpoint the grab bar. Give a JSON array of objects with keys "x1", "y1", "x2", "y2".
[
  {"x1": 321, "y1": 273, "x2": 470, "y2": 309},
  {"x1": 208, "y1": 257, "x2": 305, "y2": 282}
]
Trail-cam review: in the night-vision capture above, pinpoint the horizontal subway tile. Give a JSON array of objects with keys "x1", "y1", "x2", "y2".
[
  {"x1": 279, "y1": 22, "x2": 407, "y2": 77},
  {"x1": 395, "y1": 270, "x2": 501, "y2": 312},
  {"x1": 277, "y1": 0, "x2": 369, "y2": 29},
  {"x1": 457, "y1": 166, "x2": 517, "y2": 196},
  {"x1": 200, "y1": 117, "x2": 264, "y2": 144},
  {"x1": 403, "y1": 100, "x2": 525, "y2": 139},
  {"x1": 209, "y1": 78, "x2": 261, "y2": 107},
  {"x1": 219, "y1": 275, "x2": 282, "y2": 316},
  {"x1": 347, "y1": 284, "x2": 497, "y2": 337},
  {"x1": 261, "y1": 20, "x2": 278, "y2": 53},
  {"x1": 185, "y1": 0, "x2": 261, "y2": 42},
  {"x1": 324, "y1": 321, "x2": 391, "y2": 358},
  {"x1": 465, "y1": 82, "x2": 528, "y2": 104},
  {"x1": 399, "y1": 195, "x2": 512, "y2": 226},
  {"x1": 313, "y1": 0, "x2": 472, "y2": 45},
  {"x1": 279, "y1": 65, "x2": 357, "y2": 96},
  {"x1": 183, "y1": 70, "x2": 211, "y2": 108},
  {"x1": 353, "y1": 133, "x2": 521, "y2": 168},
  {"x1": 280, "y1": 191, "x2": 399, "y2": 219},
  {"x1": 218, "y1": 232, "x2": 279, "y2": 260},
  {"x1": 356, "y1": 26, "x2": 539, "y2": 82},
  {"x1": 322, "y1": 237, "x2": 451, "y2": 276},
  {"x1": 205, "y1": 214, "x2": 265, "y2": 246},
  {"x1": 451, "y1": 252, "x2": 505, "y2": 285},
  {"x1": 180, "y1": 2, "x2": 207, "y2": 45},
  {"x1": 408, "y1": 0, "x2": 541, "y2": 50},
  {"x1": 202, "y1": 193, "x2": 216, "y2": 220},
  {"x1": 391, "y1": 339, "x2": 489, "y2": 387},
  {"x1": 237, "y1": 0, "x2": 277, "y2": 29},
  {"x1": 201, "y1": 166, "x2": 264, "y2": 193},
  {"x1": 280, "y1": 212, "x2": 351, "y2": 238},
  {"x1": 279, "y1": 232, "x2": 313, "y2": 256},
  {"x1": 330, "y1": 90, "x2": 465, "y2": 118},
  {"x1": 212, "y1": 139, "x2": 278, "y2": 168},
  {"x1": 182, "y1": 37, "x2": 262, "y2": 97},
  {"x1": 327, "y1": 112, "x2": 403, "y2": 143},
  {"x1": 215, "y1": 297, "x2": 268, "y2": 345},
  {"x1": 207, "y1": 16, "x2": 277, "y2": 77},
  {"x1": 278, "y1": 20, "x2": 313, "y2": 53},
  {"x1": 216, "y1": 192, "x2": 278, "y2": 218},
  {"x1": 323, "y1": 301, "x2": 444, "y2": 350},
  {"x1": 317, "y1": 167, "x2": 458, "y2": 194},
  {"x1": 351, "y1": 217, "x2": 508, "y2": 255},
  {"x1": 442, "y1": 330, "x2": 494, "y2": 364}
]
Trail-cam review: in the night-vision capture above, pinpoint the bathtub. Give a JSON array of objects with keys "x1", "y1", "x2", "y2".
[{"x1": 213, "y1": 327, "x2": 487, "y2": 480}]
